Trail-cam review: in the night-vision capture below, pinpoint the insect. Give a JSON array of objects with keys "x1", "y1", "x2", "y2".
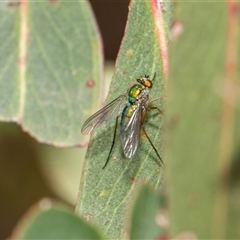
[{"x1": 81, "y1": 74, "x2": 163, "y2": 169}]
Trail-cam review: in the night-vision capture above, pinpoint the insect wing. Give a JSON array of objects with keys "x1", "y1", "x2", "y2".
[
  {"x1": 120, "y1": 103, "x2": 142, "y2": 158},
  {"x1": 81, "y1": 92, "x2": 128, "y2": 135}
]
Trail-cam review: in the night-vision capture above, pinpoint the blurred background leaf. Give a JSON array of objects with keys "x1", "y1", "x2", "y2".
[
  {"x1": 0, "y1": 0, "x2": 107, "y2": 238},
  {"x1": 12, "y1": 201, "x2": 104, "y2": 240},
  {"x1": 167, "y1": 2, "x2": 240, "y2": 239},
  {"x1": 0, "y1": 0, "x2": 102, "y2": 146},
  {"x1": 0, "y1": 63, "x2": 113, "y2": 240},
  {"x1": 129, "y1": 185, "x2": 166, "y2": 240}
]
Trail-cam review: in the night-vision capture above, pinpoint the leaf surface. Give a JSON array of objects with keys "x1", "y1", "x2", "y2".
[{"x1": 76, "y1": 1, "x2": 172, "y2": 239}]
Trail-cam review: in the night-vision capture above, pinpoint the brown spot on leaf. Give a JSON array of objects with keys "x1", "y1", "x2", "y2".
[
  {"x1": 18, "y1": 56, "x2": 26, "y2": 65},
  {"x1": 86, "y1": 79, "x2": 95, "y2": 88},
  {"x1": 8, "y1": 2, "x2": 20, "y2": 7},
  {"x1": 121, "y1": 71, "x2": 127, "y2": 76},
  {"x1": 154, "y1": 234, "x2": 169, "y2": 240},
  {"x1": 130, "y1": 176, "x2": 135, "y2": 183},
  {"x1": 104, "y1": 220, "x2": 110, "y2": 226},
  {"x1": 167, "y1": 114, "x2": 181, "y2": 131},
  {"x1": 48, "y1": 0, "x2": 59, "y2": 3},
  {"x1": 230, "y1": 1, "x2": 238, "y2": 16}
]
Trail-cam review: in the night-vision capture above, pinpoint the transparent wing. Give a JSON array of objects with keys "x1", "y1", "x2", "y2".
[
  {"x1": 120, "y1": 103, "x2": 142, "y2": 158},
  {"x1": 81, "y1": 92, "x2": 128, "y2": 135}
]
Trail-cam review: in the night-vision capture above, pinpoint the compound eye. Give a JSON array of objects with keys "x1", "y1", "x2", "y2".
[
  {"x1": 145, "y1": 80, "x2": 152, "y2": 88},
  {"x1": 137, "y1": 76, "x2": 152, "y2": 88}
]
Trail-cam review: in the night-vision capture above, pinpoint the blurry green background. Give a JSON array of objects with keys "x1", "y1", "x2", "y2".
[
  {"x1": 4, "y1": 2, "x2": 239, "y2": 239},
  {"x1": 0, "y1": 1, "x2": 129, "y2": 239}
]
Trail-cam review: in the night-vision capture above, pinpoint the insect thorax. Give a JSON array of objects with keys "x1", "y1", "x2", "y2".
[{"x1": 128, "y1": 84, "x2": 144, "y2": 104}]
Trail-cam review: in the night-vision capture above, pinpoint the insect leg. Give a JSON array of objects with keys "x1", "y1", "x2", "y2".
[
  {"x1": 141, "y1": 126, "x2": 164, "y2": 166},
  {"x1": 102, "y1": 116, "x2": 119, "y2": 169},
  {"x1": 147, "y1": 106, "x2": 164, "y2": 115},
  {"x1": 148, "y1": 95, "x2": 166, "y2": 103}
]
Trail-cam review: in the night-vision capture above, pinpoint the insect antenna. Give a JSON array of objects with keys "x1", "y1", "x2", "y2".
[
  {"x1": 145, "y1": 72, "x2": 156, "y2": 81},
  {"x1": 152, "y1": 72, "x2": 156, "y2": 81}
]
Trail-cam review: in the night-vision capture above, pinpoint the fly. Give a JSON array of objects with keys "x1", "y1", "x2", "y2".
[{"x1": 81, "y1": 74, "x2": 163, "y2": 169}]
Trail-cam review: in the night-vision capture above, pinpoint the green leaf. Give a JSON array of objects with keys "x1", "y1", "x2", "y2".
[
  {"x1": 12, "y1": 200, "x2": 104, "y2": 239},
  {"x1": 167, "y1": 2, "x2": 240, "y2": 239},
  {"x1": 129, "y1": 185, "x2": 165, "y2": 240},
  {"x1": 76, "y1": 1, "x2": 172, "y2": 239},
  {"x1": 0, "y1": 0, "x2": 102, "y2": 146}
]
